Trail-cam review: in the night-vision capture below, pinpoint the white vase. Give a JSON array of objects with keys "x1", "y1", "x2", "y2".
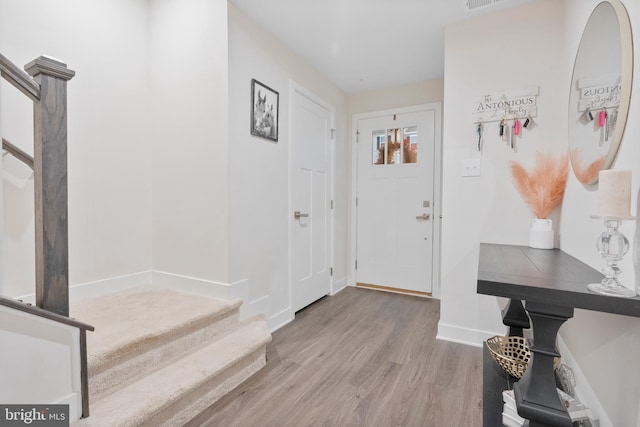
[{"x1": 529, "y1": 218, "x2": 554, "y2": 249}]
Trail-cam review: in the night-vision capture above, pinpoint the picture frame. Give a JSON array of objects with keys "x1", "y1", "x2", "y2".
[{"x1": 251, "y1": 79, "x2": 279, "y2": 142}]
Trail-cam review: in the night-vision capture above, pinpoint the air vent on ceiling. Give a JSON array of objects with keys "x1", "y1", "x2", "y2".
[{"x1": 465, "y1": 0, "x2": 507, "y2": 11}]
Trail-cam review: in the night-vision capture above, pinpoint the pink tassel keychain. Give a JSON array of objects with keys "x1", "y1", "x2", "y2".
[
  {"x1": 513, "y1": 118, "x2": 521, "y2": 136},
  {"x1": 598, "y1": 108, "x2": 607, "y2": 127}
]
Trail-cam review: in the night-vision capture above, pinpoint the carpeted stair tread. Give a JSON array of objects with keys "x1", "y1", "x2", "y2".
[
  {"x1": 70, "y1": 288, "x2": 242, "y2": 373},
  {"x1": 74, "y1": 318, "x2": 271, "y2": 427}
]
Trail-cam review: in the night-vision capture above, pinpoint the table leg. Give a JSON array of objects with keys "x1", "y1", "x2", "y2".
[
  {"x1": 514, "y1": 301, "x2": 574, "y2": 427},
  {"x1": 502, "y1": 298, "x2": 530, "y2": 337}
]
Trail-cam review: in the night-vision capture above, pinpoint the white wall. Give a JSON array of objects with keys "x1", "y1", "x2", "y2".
[
  {"x1": 149, "y1": 0, "x2": 231, "y2": 286},
  {"x1": 440, "y1": 0, "x2": 640, "y2": 424},
  {"x1": 228, "y1": 4, "x2": 348, "y2": 328},
  {"x1": 348, "y1": 79, "x2": 444, "y2": 115},
  {"x1": 0, "y1": 80, "x2": 33, "y2": 297},
  {"x1": 439, "y1": 0, "x2": 567, "y2": 345},
  {"x1": 0, "y1": 0, "x2": 152, "y2": 415},
  {"x1": 560, "y1": 0, "x2": 640, "y2": 425},
  {"x1": 0, "y1": 0, "x2": 152, "y2": 296}
]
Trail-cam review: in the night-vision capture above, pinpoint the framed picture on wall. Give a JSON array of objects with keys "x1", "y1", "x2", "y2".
[{"x1": 251, "y1": 79, "x2": 279, "y2": 142}]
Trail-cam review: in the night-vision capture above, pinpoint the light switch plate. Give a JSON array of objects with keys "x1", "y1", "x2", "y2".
[{"x1": 462, "y1": 158, "x2": 481, "y2": 177}]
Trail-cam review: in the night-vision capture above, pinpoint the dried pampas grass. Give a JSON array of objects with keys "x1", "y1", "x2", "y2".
[{"x1": 510, "y1": 152, "x2": 569, "y2": 219}]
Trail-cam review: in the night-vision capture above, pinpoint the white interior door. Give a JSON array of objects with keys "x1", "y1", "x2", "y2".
[
  {"x1": 291, "y1": 87, "x2": 333, "y2": 312},
  {"x1": 356, "y1": 108, "x2": 437, "y2": 294}
]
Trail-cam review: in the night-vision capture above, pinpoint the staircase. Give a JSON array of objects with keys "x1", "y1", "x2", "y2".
[{"x1": 71, "y1": 287, "x2": 271, "y2": 426}]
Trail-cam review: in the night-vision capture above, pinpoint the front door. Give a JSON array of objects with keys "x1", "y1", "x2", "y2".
[
  {"x1": 356, "y1": 106, "x2": 438, "y2": 294},
  {"x1": 291, "y1": 86, "x2": 333, "y2": 312}
]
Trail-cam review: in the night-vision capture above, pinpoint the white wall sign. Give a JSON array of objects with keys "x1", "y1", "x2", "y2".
[
  {"x1": 577, "y1": 74, "x2": 621, "y2": 111},
  {"x1": 472, "y1": 86, "x2": 539, "y2": 122}
]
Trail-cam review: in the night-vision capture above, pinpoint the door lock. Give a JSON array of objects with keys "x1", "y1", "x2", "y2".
[{"x1": 294, "y1": 211, "x2": 309, "y2": 220}]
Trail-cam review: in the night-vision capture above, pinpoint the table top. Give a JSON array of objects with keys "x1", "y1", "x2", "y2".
[{"x1": 477, "y1": 243, "x2": 640, "y2": 317}]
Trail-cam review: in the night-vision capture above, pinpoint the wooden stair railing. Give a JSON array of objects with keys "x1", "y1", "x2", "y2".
[
  {"x1": 2, "y1": 137, "x2": 34, "y2": 169},
  {"x1": 1, "y1": 54, "x2": 75, "y2": 317},
  {"x1": 0, "y1": 53, "x2": 40, "y2": 101},
  {"x1": 1, "y1": 54, "x2": 93, "y2": 418}
]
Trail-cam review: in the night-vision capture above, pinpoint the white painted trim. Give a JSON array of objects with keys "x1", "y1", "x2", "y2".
[
  {"x1": 350, "y1": 103, "x2": 443, "y2": 298},
  {"x1": 349, "y1": 114, "x2": 357, "y2": 288},
  {"x1": 18, "y1": 271, "x2": 251, "y2": 306},
  {"x1": 68, "y1": 327, "x2": 81, "y2": 422},
  {"x1": 557, "y1": 336, "x2": 611, "y2": 427},
  {"x1": 288, "y1": 80, "x2": 336, "y2": 313},
  {"x1": 70, "y1": 271, "x2": 152, "y2": 300},
  {"x1": 16, "y1": 271, "x2": 154, "y2": 304},
  {"x1": 331, "y1": 276, "x2": 348, "y2": 295},
  {"x1": 0, "y1": 307, "x2": 82, "y2": 422},
  {"x1": 431, "y1": 104, "x2": 443, "y2": 300},
  {"x1": 54, "y1": 393, "x2": 80, "y2": 423},
  {"x1": 287, "y1": 81, "x2": 294, "y2": 319},
  {"x1": 269, "y1": 306, "x2": 293, "y2": 332},
  {"x1": 436, "y1": 321, "x2": 504, "y2": 348},
  {"x1": 244, "y1": 294, "x2": 269, "y2": 320},
  {"x1": 152, "y1": 270, "x2": 244, "y2": 300},
  {"x1": 227, "y1": 278, "x2": 249, "y2": 302}
]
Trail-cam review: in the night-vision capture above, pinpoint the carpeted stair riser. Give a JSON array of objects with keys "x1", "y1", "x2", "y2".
[
  {"x1": 139, "y1": 332, "x2": 268, "y2": 427},
  {"x1": 89, "y1": 308, "x2": 239, "y2": 401},
  {"x1": 70, "y1": 288, "x2": 271, "y2": 426},
  {"x1": 75, "y1": 319, "x2": 270, "y2": 427}
]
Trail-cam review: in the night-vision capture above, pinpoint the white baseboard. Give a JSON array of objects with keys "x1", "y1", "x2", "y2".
[
  {"x1": 557, "y1": 336, "x2": 611, "y2": 427},
  {"x1": 269, "y1": 307, "x2": 293, "y2": 332},
  {"x1": 436, "y1": 321, "x2": 505, "y2": 348},
  {"x1": 54, "y1": 393, "x2": 79, "y2": 423},
  {"x1": 331, "y1": 277, "x2": 348, "y2": 295},
  {"x1": 70, "y1": 271, "x2": 153, "y2": 301},
  {"x1": 18, "y1": 270, "x2": 297, "y2": 334},
  {"x1": 17, "y1": 270, "x2": 249, "y2": 306},
  {"x1": 15, "y1": 271, "x2": 154, "y2": 304},
  {"x1": 151, "y1": 270, "x2": 238, "y2": 300}
]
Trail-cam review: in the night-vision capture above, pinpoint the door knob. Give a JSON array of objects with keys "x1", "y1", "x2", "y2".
[
  {"x1": 294, "y1": 211, "x2": 309, "y2": 220},
  {"x1": 416, "y1": 213, "x2": 430, "y2": 221}
]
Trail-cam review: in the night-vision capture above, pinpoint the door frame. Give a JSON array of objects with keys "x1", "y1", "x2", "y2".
[
  {"x1": 288, "y1": 80, "x2": 336, "y2": 313},
  {"x1": 350, "y1": 103, "x2": 443, "y2": 298}
]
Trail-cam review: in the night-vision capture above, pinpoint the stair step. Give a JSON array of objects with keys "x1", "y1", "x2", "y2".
[
  {"x1": 73, "y1": 318, "x2": 271, "y2": 427},
  {"x1": 71, "y1": 287, "x2": 242, "y2": 400}
]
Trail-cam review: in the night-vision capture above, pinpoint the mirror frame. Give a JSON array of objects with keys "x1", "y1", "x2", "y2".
[{"x1": 568, "y1": 0, "x2": 634, "y2": 186}]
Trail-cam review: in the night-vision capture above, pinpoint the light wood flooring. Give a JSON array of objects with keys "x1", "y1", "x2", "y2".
[{"x1": 188, "y1": 286, "x2": 482, "y2": 427}]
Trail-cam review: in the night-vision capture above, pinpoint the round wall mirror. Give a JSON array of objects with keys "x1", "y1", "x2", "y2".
[{"x1": 568, "y1": 0, "x2": 633, "y2": 186}]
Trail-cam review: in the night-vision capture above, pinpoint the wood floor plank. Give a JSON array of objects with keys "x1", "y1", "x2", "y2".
[{"x1": 188, "y1": 287, "x2": 483, "y2": 427}]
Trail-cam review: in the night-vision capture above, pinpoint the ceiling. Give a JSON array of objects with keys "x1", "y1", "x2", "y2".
[{"x1": 229, "y1": 0, "x2": 535, "y2": 94}]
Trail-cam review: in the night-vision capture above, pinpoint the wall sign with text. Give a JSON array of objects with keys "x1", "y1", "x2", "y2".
[
  {"x1": 576, "y1": 73, "x2": 621, "y2": 112},
  {"x1": 472, "y1": 86, "x2": 539, "y2": 123}
]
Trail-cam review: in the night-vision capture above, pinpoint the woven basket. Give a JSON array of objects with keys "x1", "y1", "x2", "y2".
[{"x1": 486, "y1": 335, "x2": 531, "y2": 379}]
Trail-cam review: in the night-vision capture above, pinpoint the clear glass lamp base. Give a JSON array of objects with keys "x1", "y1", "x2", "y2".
[
  {"x1": 587, "y1": 217, "x2": 637, "y2": 298},
  {"x1": 587, "y1": 281, "x2": 636, "y2": 298}
]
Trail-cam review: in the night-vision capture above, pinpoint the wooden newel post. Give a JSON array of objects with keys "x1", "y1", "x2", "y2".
[{"x1": 26, "y1": 56, "x2": 75, "y2": 317}]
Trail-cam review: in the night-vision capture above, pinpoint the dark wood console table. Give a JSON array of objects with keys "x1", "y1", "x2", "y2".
[{"x1": 477, "y1": 243, "x2": 640, "y2": 426}]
